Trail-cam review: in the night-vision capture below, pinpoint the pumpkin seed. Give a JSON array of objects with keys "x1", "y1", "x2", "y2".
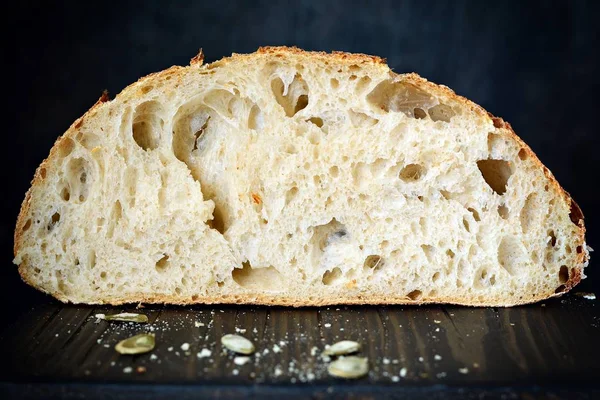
[
  {"x1": 221, "y1": 334, "x2": 255, "y2": 354},
  {"x1": 115, "y1": 333, "x2": 155, "y2": 355},
  {"x1": 327, "y1": 356, "x2": 369, "y2": 379},
  {"x1": 324, "y1": 340, "x2": 361, "y2": 356},
  {"x1": 98, "y1": 313, "x2": 148, "y2": 323}
]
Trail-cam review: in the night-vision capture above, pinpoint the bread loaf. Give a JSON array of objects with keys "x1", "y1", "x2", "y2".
[{"x1": 13, "y1": 47, "x2": 589, "y2": 306}]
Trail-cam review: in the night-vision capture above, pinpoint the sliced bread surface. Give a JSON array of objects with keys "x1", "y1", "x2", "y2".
[{"x1": 13, "y1": 47, "x2": 589, "y2": 306}]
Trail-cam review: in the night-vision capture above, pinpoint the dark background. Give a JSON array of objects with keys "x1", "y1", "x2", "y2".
[{"x1": 3, "y1": 0, "x2": 599, "y2": 311}]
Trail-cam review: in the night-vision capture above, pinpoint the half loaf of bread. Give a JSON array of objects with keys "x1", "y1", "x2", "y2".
[{"x1": 13, "y1": 47, "x2": 589, "y2": 306}]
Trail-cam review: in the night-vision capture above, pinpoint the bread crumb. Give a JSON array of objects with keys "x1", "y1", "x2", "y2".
[
  {"x1": 418, "y1": 356, "x2": 424, "y2": 362},
  {"x1": 194, "y1": 321, "x2": 204, "y2": 327},
  {"x1": 391, "y1": 376, "x2": 400, "y2": 382},
  {"x1": 273, "y1": 344, "x2": 282, "y2": 353},
  {"x1": 575, "y1": 292, "x2": 596, "y2": 300},
  {"x1": 274, "y1": 366, "x2": 283, "y2": 377},
  {"x1": 136, "y1": 366, "x2": 146, "y2": 374},
  {"x1": 167, "y1": 346, "x2": 173, "y2": 352},
  {"x1": 436, "y1": 372, "x2": 447, "y2": 378},
  {"x1": 197, "y1": 348, "x2": 212, "y2": 358},
  {"x1": 458, "y1": 367, "x2": 469, "y2": 374},
  {"x1": 310, "y1": 346, "x2": 319, "y2": 356},
  {"x1": 234, "y1": 356, "x2": 250, "y2": 366},
  {"x1": 400, "y1": 367, "x2": 407, "y2": 377},
  {"x1": 382, "y1": 357, "x2": 390, "y2": 365},
  {"x1": 150, "y1": 354, "x2": 157, "y2": 360},
  {"x1": 123, "y1": 367, "x2": 133, "y2": 374},
  {"x1": 181, "y1": 343, "x2": 190, "y2": 351},
  {"x1": 235, "y1": 327, "x2": 247, "y2": 333},
  {"x1": 434, "y1": 354, "x2": 442, "y2": 361},
  {"x1": 232, "y1": 369, "x2": 239, "y2": 375},
  {"x1": 324, "y1": 323, "x2": 331, "y2": 328},
  {"x1": 433, "y1": 320, "x2": 441, "y2": 324}
]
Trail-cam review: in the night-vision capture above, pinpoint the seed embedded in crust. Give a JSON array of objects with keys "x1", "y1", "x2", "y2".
[
  {"x1": 221, "y1": 334, "x2": 255, "y2": 354},
  {"x1": 327, "y1": 356, "x2": 369, "y2": 379},
  {"x1": 115, "y1": 333, "x2": 155, "y2": 355},
  {"x1": 324, "y1": 340, "x2": 361, "y2": 356},
  {"x1": 98, "y1": 313, "x2": 149, "y2": 323}
]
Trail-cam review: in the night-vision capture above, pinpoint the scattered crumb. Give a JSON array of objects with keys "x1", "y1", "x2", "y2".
[
  {"x1": 84, "y1": 370, "x2": 91, "y2": 376},
  {"x1": 418, "y1": 356, "x2": 424, "y2": 362},
  {"x1": 274, "y1": 366, "x2": 283, "y2": 377},
  {"x1": 510, "y1": 323, "x2": 515, "y2": 326},
  {"x1": 575, "y1": 292, "x2": 596, "y2": 300},
  {"x1": 310, "y1": 346, "x2": 319, "y2": 356},
  {"x1": 458, "y1": 367, "x2": 469, "y2": 374},
  {"x1": 391, "y1": 376, "x2": 400, "y2": 382},
  {"x1": 473, "y1": 362, "x2": 480, "y2": 368},
  {"x1": 103, "y1": 344, "x2": 110, "y2": 348},
  {"x1": 235, "y1": 327, "x2": 247, "y2": 334},
  {"x1": 197, "y1": 349, "x2": 212, "y2": 358},
  {"x1": 433, "y1": 320, "x2": 441, "y2": 324},
  {"x1": 273, "y1": 344, "x2": 282, "y2": 353},
  {"x1": 434, "y1": 354, "x2": 442, "y2": 361},
  {"x1": 167, "y1": 346, "x2": 173, "y2": 352},
  {"x1": 435, "y1": 327, "x2": 440, "y2": 332},
  {"x1": 324, "y1": 323, "x2": 331, "y2": 328},
  {"x1": 150, "y1": 354, "x2": 157, "y2": 361},
  {"x1": 234, "y1": 356, "x2": 250, "y2": 366},
  {"x1": 110, "y1": 361, "x2": 116, "y2": 367},
  {"x1": 400, "y1": 367, "x2": 407, "y2": 377},
  {"x1": 436, "y1": 372, "x2": 447, "y2": 378},
  {"x1": 382, "y1": 358, "x2": 390, "y2": 365},
  {"x1": 180, "y1": 343, "x2": 190, "y2": 351},
  {"x1": 194, "y1": 321, "x2": 204, "y2": 327},
  {"x1": 136, "y1": 366, "x2": 146, "y2": 374},
  {"x1": 253, "y1": 327, "x2": 258, "y2": 333},
  {"x1": 123, "y1": 367, "x2": 133, "y2": 374},
  {"x1": 232, "y1": 369, "x2": 239, "y2": 376}
]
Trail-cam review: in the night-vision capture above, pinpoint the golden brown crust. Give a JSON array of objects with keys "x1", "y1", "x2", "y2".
[{"x1": 13, "y1": 46, "x2": 588, "y2": 306}]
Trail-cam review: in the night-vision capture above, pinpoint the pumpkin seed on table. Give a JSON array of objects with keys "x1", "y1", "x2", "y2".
[
  {"x1": 327, "y1": 356, "x2": 369, "y2": 379},
  {"x1": 115, "y1": 333, "x2": 155, "y2": 355},
  {"x1": 324, "y1": 340, "x2": 361, "y2": 356},
  {"x1": 221, "y1": 334, "x2": 255, "y2": 354},
  {"x1": 96, "y1": 313, "x2": 148, "y2": 323}
]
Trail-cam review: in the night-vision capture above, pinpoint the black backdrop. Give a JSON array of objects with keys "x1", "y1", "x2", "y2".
[{"x1": 3, "y1": 0, "x2": 599, "y2": 310}]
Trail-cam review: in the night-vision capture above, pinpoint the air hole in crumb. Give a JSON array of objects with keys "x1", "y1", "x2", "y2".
[
  {"x1": 100, "y1": 271, "x2": 107, "y2": 279},
  {"x1": 322, "y1": 267, "x2": 343, "y2": 285},
  {"x1": 285, "y1": 186, "x2": 299, "y2": 205},
  {"x1": 428, "y1": 103, "x2": 456, "y2": 122},
  {"x1": 399, "y1": 164, "x2": 425, "y2": 182},
  {"x1": 155, "y1": 254, "x2": 170, "y2": 272},
  {"x1": 61, "y1": 187, "x2": 71, "y2": 201},
  {"x1": 558, "y1": 265, "x2": 568, "y2": 284},
  {"x1": 498, "y1": 204, "x2": 509, "y2": 219},
  {"x1": 349, "y1": 75, "x2": 357, "y2": 81},
  {"x1": 329, "y1": 166, "x2": 340, "y2": 178},
  {"x1": 463, "y1": 217, "x2": 470, "y2": 232},
  {"x1": 48, "y1": 212, "x2": 61, "y2": 231},
  {"x1": 518, "y1": 148, "x2": 528, "y2": 160},
  {"x1": 58, "y1": 138, "x2": 76, "y2": 158},
  {"x1": 364, "y1": 255, "x2": 383, "y2": 270},
  {"x1": 40, "y1": 168, "x2": 47, "y2": 179},
  {"x1": 217, "y1": 281, "x2": 224, "y2": 288},
  {"x1": 555, "y1": 285, "x2": 566, "y2": 294},
  {"x1": 576, "y1": 245, "x2": 583, "y2": 254},
  {"x1": 548, "y1": 230, "x2": 557, "y2": 247},
  {"x1": 233, "y1": 262, "x2": 284, "y2": 290},
  {"x1": 477, "y1": 159, "x2": 512, "y2": 195},
  {"x1": 421, "y1": 245, "x2": 435, "y2": 263},
  {"x1": 308, "y1": 117, "x2": 324, "y2": 127},
  {"x1": 446, "y1": 249, "x2": 455, "y2": 259},
  {"x1": 22, "y1": 219, "x2": 32, "y2": 232},
  {"x1": 467, "y1": 207, "x2": 481, "y2": 221},
  {"x1": 413, "y1": 108, "x2": 427, "y2": 119},
  {"x1": 132, "y1": 101, "x2": 165, "y2": 151},
  {"x1": 566, "y1": 245, "x2": 572, "y2": 254},
  {"x1": 407, "y1": 290, "x2": 422, "y2": 300},
  {"x1": 568, "y1": 200, "x2": 583, "y2": 226},
  {"x1": 271, "y1": 75, "x2": 309, "y2": 117},
  {"x1": 330, "y1": 78, "x2": 339, "y2": 89},
  {"x1": 432, "y1": 272, "x2": 441, "y2": 283}
]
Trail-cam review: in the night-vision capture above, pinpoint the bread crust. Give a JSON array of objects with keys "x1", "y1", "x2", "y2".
[{"x1": 14, "y1": 46, "x2": 588, "y2": 307}]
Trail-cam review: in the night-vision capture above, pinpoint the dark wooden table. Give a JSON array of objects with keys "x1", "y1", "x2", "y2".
[{"x1": 1, "y1": 293, "x2": 599, "y2": 399}]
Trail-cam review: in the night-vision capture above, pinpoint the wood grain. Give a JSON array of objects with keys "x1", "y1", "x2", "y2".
[{"x1": 1, "y1": 295, "x2": 599, "y2": 399}]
